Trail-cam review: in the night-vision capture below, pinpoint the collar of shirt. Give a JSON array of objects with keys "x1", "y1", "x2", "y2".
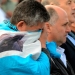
[
  {"x1": 56, "y1": 47, "x2": 67, "y2": 67},
  {"x1": 67, "y1": 34, "x2": 75, "y2": 46}
]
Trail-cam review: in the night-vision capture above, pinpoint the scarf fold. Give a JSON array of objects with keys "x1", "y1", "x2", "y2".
[{"x1": 0, "y1": 30, "x2": 42, "y2": 60}]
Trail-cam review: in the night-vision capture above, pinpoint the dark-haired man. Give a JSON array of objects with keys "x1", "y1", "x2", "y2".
[{"x1": 0, "y1": 0, "x2": 50, "y2": 75}]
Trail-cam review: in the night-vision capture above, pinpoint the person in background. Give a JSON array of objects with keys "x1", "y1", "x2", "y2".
[
  {"x1": 45, "y1": 5, "x2": 75, "y2": 75},
  {"x1": 1, "y1": 0, "x2": 17, "y2": 19},
  {"x1": 42, "y1": 0, "x2": 75, "y2": 72},
  {"x1": 60, "y1": 0, "x2": 75, "y2": 72},
  {"x1": 0, "y1": 0, "x2": 50, "y2": 75},
  {"x1": 42, "y1": 0, "x2": 75, "y2": 24},
  {"x1": 0, "y1": 0, "x2": 7, "y2": 22}
]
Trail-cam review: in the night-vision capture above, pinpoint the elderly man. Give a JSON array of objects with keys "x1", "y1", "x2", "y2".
[
  {"x1": 45, "y1": 5, "x2": 75, "y2": 75},
  {"x1": 42, "y1": 0, "x2": 75, "y2": 72}
]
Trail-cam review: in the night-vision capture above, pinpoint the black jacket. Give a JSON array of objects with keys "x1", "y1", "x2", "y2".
[
  {"x1": 50, "y1": 57, "x2": 75, "y2": 75},
  {"x1": 61, "y1": 32, "x2": 75, "y2": 72},
  {"x1": 42, "y1": 48, "x2": 75, "y2": 75}
]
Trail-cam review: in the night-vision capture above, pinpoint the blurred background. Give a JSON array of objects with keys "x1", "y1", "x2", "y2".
[{"x1": 0, "y1": 0, "x2": 21, "y2": 23}]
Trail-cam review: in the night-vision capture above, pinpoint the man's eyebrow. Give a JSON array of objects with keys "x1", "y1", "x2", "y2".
[
  {"x1": 66, "y1": 0, "x2": 70, "y2": 3},
  {"x1": 63, "y1": 22, "x2": 69, "y2": 25}
]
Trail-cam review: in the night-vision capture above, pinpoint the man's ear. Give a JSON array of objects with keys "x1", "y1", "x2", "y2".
[
  {"x1": 44, "y1": 22, "x2": 52, "y2": 33},
  {"x1": 16, "y1": 21, "x2": 26, "y2": 31}
]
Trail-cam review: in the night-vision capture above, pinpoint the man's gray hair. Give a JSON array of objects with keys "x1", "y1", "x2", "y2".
[
  {"x1": 11, "y1": 0, "x2": 50, "y2": 26},
  {"x1": 47, "y1": 8, "x2": 59, "y2": 25}
]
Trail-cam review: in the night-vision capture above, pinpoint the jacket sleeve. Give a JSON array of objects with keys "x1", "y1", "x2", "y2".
[{"x1": 0, "y1": 52, "x2": 50, "y2": 75}]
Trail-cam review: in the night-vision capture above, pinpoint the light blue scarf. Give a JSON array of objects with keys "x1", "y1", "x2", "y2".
[
  {"x1": 0, "y1": 20, "x2": 18, "y2": 31},
  {"x1": 46, "y1": 41, "x2": 61, "y2": 58}
]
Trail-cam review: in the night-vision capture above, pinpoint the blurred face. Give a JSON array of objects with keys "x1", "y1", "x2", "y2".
[
  {"x1": 50, "y1": 11, "x2": 70, "y2": 46},
  {"x1": 58, "y1": 0, "x2": 75, "y2": 23}
]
